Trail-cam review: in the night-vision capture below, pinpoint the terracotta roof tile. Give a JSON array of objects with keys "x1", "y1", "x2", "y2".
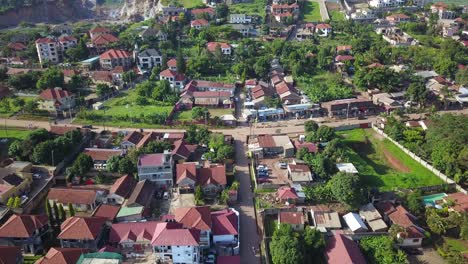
[
  {"x1": 99, "y1": 49, "x2": 131, "y2": 60},
  {"x1": 109, "y1": 221, "x2": 161, "y2": 243},
  {"x1": 83, "y1": 148, "x2": 123, "y2": 161},
  {"x1": 211, "y1": 209, "x2": 238, "y2": 236},
  {"x1": 198, "y1": 165, "x2": 227, "y2": 186},
  {"x1": 39, "y1": 88, "x2": 72, "y2": 100},
  {"x1": 325, "y1": 231, "x2": 366, "y2": 264},
  {"x1": 207, "y1": 42, "x2": 231, "y2": 52},
  {"x1": 36, "y1": 247, "x2": 90, "y2": 264},
  {"x1": 0, "y1": 214, "x2": 49, "y2": 238},
  {"x1": 58, "y1": 216, "x2": 106, "y2": 240},
  {"x1": 174, "y1": 206, "x2": 212, "y2": 231},
  {"x1": 48, "y1": 188, "x2": 100, "y2": 205},
  {"x1": 277, "y1": 187, "x2": 298, "y2": 200},
  {"x1": 176, "y1": 163, "x2": 197, "y2": 184},
  {"x1": 93, "y1": 204, "x2": 120, "y2": 221},
  {"x1": 0, "y1": 246, "x2": 21, "y2": 264},
  {"x1": 110, "y1": 174, "x2": 136, "y2": 198},
  {"x1": 279, "y1": 212, "x2": 304, "y2": 225}
]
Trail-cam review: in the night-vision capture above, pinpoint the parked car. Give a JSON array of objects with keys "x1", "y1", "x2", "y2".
[
  {"x1": 205, "y1": 254, "x2": 216, "y2": 264},
  {"x1": 279, "y1": 162, "x2": 287, "y2": 169}
]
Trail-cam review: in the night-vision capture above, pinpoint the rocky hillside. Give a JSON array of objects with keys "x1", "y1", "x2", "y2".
[
  {"x1": 0, "y1": 0, "x2": 95, "y2": 28},
  {"x1": 119, "y1": 0, "x2": 159, "y2": 21}
]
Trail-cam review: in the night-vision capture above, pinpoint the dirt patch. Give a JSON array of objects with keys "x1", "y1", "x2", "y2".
[
  {"x1": 382, "y1": 149, "x2": 411, "y2": 173},
  {"x1": 372, "y1": 131, "x2": 385, "y2": 141},
  {"x1": 326, "y1": 3, "x2": 341, "y2": 11}
]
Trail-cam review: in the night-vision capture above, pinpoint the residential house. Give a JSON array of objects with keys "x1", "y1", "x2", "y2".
[
  {"x1": 167, "y1": 58, "x2": 178, "y2": 71},
  {"x1": 93, "y1": 204, "x2": 121, "y2": 225},
  {"x1": 0, "y1": 161, "x2": 33, "y2": 204},
  {"x1": 0, "y1": 246, "x2": 23, "y2": 264},
  {"x1": 121, "y1": 131, "x2": 145, "y2": 149},
  {"x1": 174, "y1": 206, "x2": 212, "y2": 247},
  {"x1": 125, "y1": 180, "x2": 154, "y2": 208},
  {"x1": 176, "y1": 163, "x2": 227, "y2": 194},
  {"x1": 336, "y1": 163, "x2": 359, "y2": 174},
  {"x1": 191, "y1": 7, "x2": 215, "y2": 18},
  {"x1": 35, "y1": 36, "x2": 77, "y2": 65},
  {"x1": 293, "y1": 140, "x2": 318, "y2": 154},
  {"x1": 343, "y1": 212, "x2": 368, "y2": 233},
  {"x1": 183, "y1": 80, "x2": 236, "y2": 95},
  {"x1": 376, "y1": 27, "x2": 419, "y2": 47},
  {"x1": 296, "y1": 23, "x2": 315, "y2": 40},
  {"x1": 278, "y1": 211, "x2": 305, "y2": 231},
  {"x1": 431, "y1": 2, "x2": 456, "y2": 19},
  {"x1": 139, "y1": 28, "x2": 168, "y2": 41},
  {"x1": 359, "y1": 203, "x2": 388, "y2": 232},
  {"x1": 277, "y1": 186, "x2": 300, "y2": 204},
  {"x1": 191, "y1": 19, "x2": 209, "y2": 29},
  {"x1": 36, "y1": 247, "x2": 90, "y2": 264},
  {"x1": 47, "y1": 188, "x2": 107, "y2": 212},
  {"x1": 207, "y1": 42, "x2": 232, "y2": 55},
  {"x1": 99, "y1": 49, "x2": 133, "y2": 70},
  {"x1": 152, "y1": 224, "x2": 202, "y2": 264},
  {"x1": 325, "y1": 231, "x2": 367, "y2": 264},
  {"x1": 250, "y1": 82, "x2": 275, "y2": 107},
  {"x1": 172, "y1": 139, "x2": 198, "y2": 163},
  {"x1": 92, "y1": 34, "x2": 120, "y2": 52},
  {"x1": 377, "y1": 202, "x2": 424, "y2": 247},
  {"x1": 90, "y1": 71, "x2": 114, "y2": 87},
  {"x1": 369, "y1": 0, "x2": 406, "y2": 8},
  {"x1": 252, "y1": 134, "x2": 294, "y2": 157},
  {"x1": 230, "y1": 24, "x2": 255, "y2": 37},
  {"x1": 116, "y1": 206, "x2": 146, "y2": 222},
  {"x1": 186, "y1": 91, "x2": 233, "y2": 108},
  {"x1": 287, "y1": 163, "x2": 313, "y2": 185},
  {"x1": 58, "y1": 216, "x2": 107, "y2": 250},
  {"x1": 137, "y1": 48, "x2": 162, "y2": 69},
  {"x1": 159, "y1": 69, "x2": 187, "y2": 90},
  {"x1": 230, "y1": 14, "x2": 252, "y2": 24},
  {"x1": 161, "y1": 5, "x2": 185, "y2": 16},
  {"x1": 211, "y1": 208, "x2": 239, "y2": 253},
  {"x1": 52, "y1": 24, "x2": 73, "y2": 35},
  {"x1": 316, "y1": 23, "x2": 332, "y2": 37},
  {"x1": 271, "y1": 3, "x2": 299, "y2": 22},
  {"x1": 310, "y1": 205, "x2": 342, "y2": 231},
  {"x1": 336, "y1": 45, "x2": 352, "y2": 54},
  {"x1": 275, "y1": 81, "x2": 301, "y2": 105},
  {"x1": 0, "y1": 214, "x2": 49, "y2": 254},
  {"x1": 176, "y1": 163, "x2": 198, "y2": 192},
  {"x1": 89, "y1": 27, "x2": 112, "y2": 39},
  {"x1": 83, "y1": 148, "x2": 124, "y2": 170},
  {"x1": 137, "y1": 152, "x2": 173, "y2": 187},
  {"x1": 7, "y1": 42, "x2": 27, "y2": 55},
  {"x1": 444, "y1": 192, "x2": 468, "y2": 213},
  {"x1": 108, "y1": 174, "x2": 137, "y2": 205},
  {"x1": 109, "y1": 221, "x2": 160, "y2": 254},
  {"x1": 386, "y1": 13, "x2": 410, "y2": 24},
  {"x1": 38, "y1": 88, "x2": 75, "y2": 114}
]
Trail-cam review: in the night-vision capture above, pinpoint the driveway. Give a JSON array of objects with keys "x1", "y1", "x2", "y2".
[{"x1": 233, "y1": 138, "x2": 260, "y2": 264}]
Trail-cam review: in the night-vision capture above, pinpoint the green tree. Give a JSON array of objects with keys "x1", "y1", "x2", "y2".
[
  {"x1": 304, "y1": 120, "x2": 319, "y2": 133},
  {"x1": 118, "y1": 157, "x2": 135, "y2": 174},
  {"x1": 195, "y1": 185, "x2": 204, "y2": 205},
  {"x1": 264, "y1": 96, "x2": 281, "y2": 108},
  {"x1": 327, "y1": 172, "x2": 364, "y2": 208},
  {"x1": 106, "y1": 155, "x2": 120, "y2": 172},
  {"x1": 13, "y1": 196, "x2": 21, "y2": 208},
  {"x1": 58, "y1": 204, "x2": 66, "y2": 221},
  {"x1": 45, "y1": 200, "x2": 53, "y2": 220},
  {"x1": 67, "y1": 74, "x2": 86, "y2": 93},
  {"x1": 253, "y1": 56, "x2": 270, "y2": 80},
  {"x1": 36, "y1": 68, "x2": 64, "y2": 90},
  {"x1": 68, "y1": 202, "x2": 75, "y2": 217},
  {"x1": 66, "y1": 37, "x2": 90, "y2": 61},
  {"x1": 70, "y1": 153, "x2": 94, "y2": 175},
  {"x1": 176, "y1": 49, "x2": 186, "y2": 74},
  {"x1": 52, "y1": 201, "x2": 60, "y2": 223},
  {"x1": 215, "y1": 3, "x2": 228, "y2": 19},
  {"x1": 455, "y1": 68, "x2": 468, "y2": 86},
  {"x1": 434, "y1": 58, "x2": 458, "y2": 79},
  {"x1": 192, "y1": 106, "x2": 210, "y2": 120},
  {"x1": 96, "y1": 83, "x2": 112, "y2": 98},
  {"x1": 306, "y1": 125, "x2": 335, "y2": 142},
  {"x1": 122, "y1": 70, "x2": 137, "y2": 84},
  {"x1": 31, "y1": 140, "x2": 56, "y2": 165},
  {"x1": 406, "y1": 79, "x2": 428, "y2": 107},
  {"x1": 406, "y1": 190, "x2": 423, "y2": 215},
  {"x1": 270, "y1": 224, "x2": 304, "y2": 264},
  {"x1": 359, "y1": 236, "x2": 409, "y2": 264},
  {"x1": 23, "y1": 100, "x2": 37, "y2": 114},
  {"x1": 216, "y1": 145, "x2": 234, "y2": 162},
  {"x1": 302, "y1": 228, "x2": 326, "y2": 263},
  {"x1": 6, "y1": 197, "x2": 14, "y2": 208}
]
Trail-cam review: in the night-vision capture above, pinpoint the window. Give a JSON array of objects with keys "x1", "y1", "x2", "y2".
[{"x1": 412, "y1": 239, "x2": 420, "y2": 242}]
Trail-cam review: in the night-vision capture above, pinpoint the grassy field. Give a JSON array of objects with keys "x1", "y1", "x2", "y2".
[
  {"x1": 174, "y1": 110, "x2": 192, "y2": 121},
  {"x1": 160, "y1": 0, "x2": 202, "y2": 8},
  {"x1": 338, "y1": 129, "x2": 443, "y2": 191},
  {"x1": 329, "y1": 10, "x2": 345, "y2": 21},
  {"x1": 437, "y1": 0, "x2": 466, "y2": 4},
  {"x1": 444, "y1": 237, "x2": 468, "y2": 253},
  {"x1": 303, "y1": 1, "x2": 322, "y2": 22},
  {"x1": 0, "y1": 127, "x2": 31, "y2": 140},
  {"x1": 208, "y1": 108, "x2": 234, "y2": 117},
  {"x1": 230, "y1": 0, "x2": 267, "y2": 17}
]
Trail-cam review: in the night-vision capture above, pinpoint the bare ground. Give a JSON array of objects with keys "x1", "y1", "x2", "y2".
[{"x1": 382, "y1": 148, "x2": 411, "y2": 173}]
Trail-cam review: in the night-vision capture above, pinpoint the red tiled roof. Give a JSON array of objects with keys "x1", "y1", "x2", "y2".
[
  {"x1": 39, "y1": 88, "x2": 72, "y2": 100},
  {"x1": 83, "y1": 148, "x2": 123, "y2": 161},
  {"x1": 335, "y1": 55, "x2": 354, "y2": 62},
  {"x1": 174, "y1": 206, "x2": 212, "y2": 231},
  {"x1": 109, "y1": 221, "x2": 161, "y2": 243},
  {"x1": 245, "y1": 79, "x2": 257, "y2": 86},
  {"x1": 176, "y1": 163, "x2": 197, "y2": 184},
  {"x1": 288, "y1": 164, "x2": 311, "y2": 173},
  {"x1": 275, "y1": 81, "x2": 292, "y2": 95},
  {"x1": 0, "y1": 214, "x2": 49, "y2": 238},
  {"x1": 387, "y1": 205, "x2": 415, "y2": 228},
  {"x1": 93, "y1": 204, "x2": 120, "y2": 221},
  {"x1": 48, "y1": 188, "x2": 99, "y2": 205},
  {"x1": 368, "y1": 62, "x2": 384, "y2": 68},
  {"x1": 92, "y1": 34, "x2": 120, "y2": 46},
  {"x1": 386, "y1": 13, "x2": 410, "y2": 20},
  {"x1": 91, "y1": 71, "x2": 113, "y2": 83},
  {"x1": 36, "y1": 247, "x2": 90, "y2": 264},
  {"x1": 336, "y1": 45, "x2": 352, "y2": 52},
  {"x1": 191, "y1": 19, "x2": 209, "y2": 26},
  {"x1": 7, "y1": 42, "x2": 27, "y2": 51},
  {"x1": 446, "y1": 192, "x2": 468, "y2": 212},
  {"x1": 138, "y1": 153, "x2": 167, "y2": 166},
  {"x1": 192, "y1": 91, "x2": 231, "y2": 98},
  {"x1": 62, "y1": 69, "x2": 78, "y2": 77},
  {"x1": 59, "y1": 35, "x2": 77, "y2": 42},
  {"x1": 325, "y1": 231, "x2": 366, "y2": 264},
  {"x1": 191, "y1": 7, "x2": 215, "y2": 16},
  {"x1": 49, "y1": 125, "x2": 84, "y2": 136},
  {"x1": 167, "y1": 58, "x2": 177, "y2": 67},
  {"x1": 279, "y1": 212, "x2": 304, "y2": 225},
  {"x1": 160, "y1": 69, "x2": 186, "y2": 81},
  {"x1": 0, "y1": 246, "x2": 21, "y2": 264},
  {"x1": 211, "y1": 209, "x2": 238, "y2": 236},
  {"x1": 293, "y1": 140, "x2": 318, "y2": 153},
  {"x1": 90, "y1": 27, "x2": 111, "y2": 34},
  {"x1": 217, "y1": 256, "x2": 241, "y2": 264},
  {"x1": 402, "y1": 226, "x2": 424, "y2": 238},
  {"x1": 198, "y1": 165, "x2": 227, "y2": 186},
  {"x1": 110, "y1": 174, "x2": 136, "y2": 198},
  {"x1": 172, "y1": 139, "x2": 197, "y2": 160},
  {"x1": 316, "y1": 23, "x2": 332, "y2": 29},
  {"x1": 151, "y1": 226, "x2": 200, "y2": 246},
  {"x1": 135, "y1": 132, "x2": 163, "y2": 148},
  {"x1": 36, "y1": 37, "x2": 56, "y2": 44},
  {"x1": 207, "y1": 42, "x2": 231, "y2": 52},
  {"x1": 100, "y1": 49, "x2": 131, "y2": 60},
  {"x1": 258, "y1": 135, "x2": 276, "y2": 148},
  {"x1": 277, "y1": 187, "x2": 298, "y2": 200},
  {"x1": 58, "y1": 216, "x2": 107, "y2": 240}
]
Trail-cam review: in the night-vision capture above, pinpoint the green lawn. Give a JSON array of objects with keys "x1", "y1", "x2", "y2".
[
  {"x1": 303, "y1": 1, "x2": 322, "y2": 22},
  {"x1": 329, "y1": 10, "x2": 345, "y2": 21},
  {"x1": 161, "y1": 0, "x2": 202, "y2": 8},
  {"x1": 0, "y1": 96, "x2": 36, "y2": 117},
  {"x1": 0, "y1": 128, "x2": 31, "y2": 140},
  {"x1": 229, "y1": 0, "x2": 267, "y2": 17},
  {"x1": 174, "y1": 110, "x2": 192, "y2": 121},
  {"x1": 208, "y1": 108, "x2": 234, "y2": 117},
  {"x1": 264, "y1": 217, "x2": 278, "y2": 237},
  {"x1": 338, "y1": 129, "x2": 443, "y2": 191},
  {"x1": 444, "y1": 237, "x2": 468, "y2": 253}
]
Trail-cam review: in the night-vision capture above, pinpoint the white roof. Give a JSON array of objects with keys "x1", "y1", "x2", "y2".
[
  {"x1": 336, "y1": 163, "x2": 358, "y2": 174},
  {"x1": 220, "y1": 114, "x2": 237, "y2": 121},
  {"x1": 343, "y1": 212, "x2": 368, "y2": 232}
]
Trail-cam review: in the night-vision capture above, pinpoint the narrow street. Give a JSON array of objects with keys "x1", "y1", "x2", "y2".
[{"x1": 233, "y1": 137, "x2": 260, "y2": 264}]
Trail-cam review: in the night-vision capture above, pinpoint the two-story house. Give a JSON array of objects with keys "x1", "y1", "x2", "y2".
[
  {"x1": 47, "y1": 188, "x2": 107, "y2": 212},
  {"x1": 99, "y1": 49, "x2": 133, "y2": 70},
  {"x1": 109, "y1": 221, "x2": 160, "y2": 255},
  {"x1": 191, "y1": 19, "x2": 210, "y2": 29},
  {"x1": 58, "y1": 216, "x2": 107, "y2": 250},
  {"x1": 38, "y1": 88, "x2": 75, "y2": 115},
  {"x1": 176, "y1": 163, "x2": 227, "y2": 195},
  {"x1": 211, "y1": 208, "x2": 239, "y2": 253},
  {"x1": 0, "y1": 161, "x2": 33, "y2": 204},
  {"x1": 137, "y1": 48, "x2": 162, "y2": 70},
  {"x1": 152, "y1": 223, "x2": 201, "y2": 264},
  {"x1": 316, "y1": 23, "x2": 332, "y2": 37},
  {"x1": 137, "y1": 152, "x2": 174, "y2": 188},
  {"x1": 174, "y1": 206, "x2": 212, "y2": 248},
  {"x1": 35, "y1": 36, "x2": 77, "y2": 65},
  {"x1": 108, "y1": 174, "x2": 137, "y2": 205},
  {"x1": 89, "y1": 27, "x2": 113, "y2": 39},
  {"x1": 83, "y1": 148, "x2": 124, "y2": 170},
  {"x1": 207, "y1": 42, "x2": 232, "y2": 55},
  {"x1": 0, "y1": 214, "x2": 49, "y2": 254},
  {"x1": 229, "y1": 14, "x2": 252, "y2": 24},
  {"x1": 159, "y1": 69, "x2": 187, "y2": 90}
]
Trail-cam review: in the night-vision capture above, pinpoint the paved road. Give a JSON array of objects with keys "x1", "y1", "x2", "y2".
[
  {"x1": 233, "y1": 138, "x2": 260, "y2": 264},
  {"x1": 309, "y1": 0, "x2": 329, "y2": 21}
]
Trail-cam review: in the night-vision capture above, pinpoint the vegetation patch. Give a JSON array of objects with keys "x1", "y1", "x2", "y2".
[
  {"x1": 229, "y1": 0, "x2": 267, "y2": 17},
  {"x1": 302, "y1": 1, "x2": 322, "y2": 22},
  {"x1": 338, "y1": 129, "x2": 443, "y2": 190}
]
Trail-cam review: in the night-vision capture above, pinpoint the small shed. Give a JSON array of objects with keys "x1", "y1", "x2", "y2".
[
  {"x1": 343, "y1": 212, "x2": 368, "y2": 233},
  {"x1": 336, "y1": 163, "x2": 358, "y2": 174},
  {"x1": 93, "y1": 102, "x2": 104, "y2": 110}
]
